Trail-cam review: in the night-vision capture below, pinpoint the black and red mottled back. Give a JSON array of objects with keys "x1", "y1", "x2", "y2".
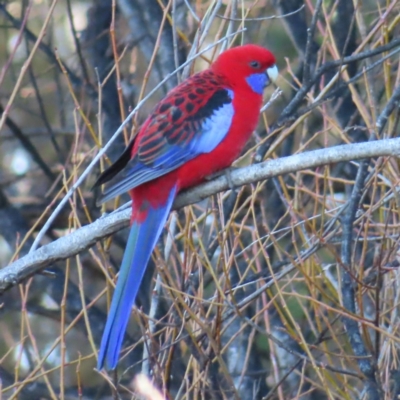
[
  {"x1": 93, "y1": 70, "x2": 231, "y2": 189},
  {"x1": 95, "y1": 69, "x2": 235, "y2": 203},
  {"x1": 137, "y1": 70, "x2": 232, "y2": 164}
]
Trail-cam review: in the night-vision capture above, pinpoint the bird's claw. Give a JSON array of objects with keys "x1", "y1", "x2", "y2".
[
  {"x1": 206, "y1": 167, "x2": 238, "y2": 191},
  {"x1": 224, "y1": 168, "x2": 238, "y2": 191}
]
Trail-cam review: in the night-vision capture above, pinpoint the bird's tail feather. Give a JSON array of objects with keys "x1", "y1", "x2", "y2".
[{"x1": 97, "y1": 185, "x2": 177, "y2": 370}]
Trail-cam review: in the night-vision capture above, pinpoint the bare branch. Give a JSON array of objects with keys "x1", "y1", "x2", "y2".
[{"x1": 2, "y1": 138, "x2": 400, "y2": 293}]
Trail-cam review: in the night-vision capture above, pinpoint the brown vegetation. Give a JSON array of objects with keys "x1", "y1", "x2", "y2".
[{"x1": 1, "y1": 0, "x2": 400, "y2": 399}]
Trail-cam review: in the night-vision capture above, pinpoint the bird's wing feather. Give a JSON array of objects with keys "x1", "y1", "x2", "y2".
[
  {"x1": 92, "y1": 139, "x2": 136, "y2": 188},
  {"x1": 97, "y1": 72, "x2": 234, "y2": 204}
]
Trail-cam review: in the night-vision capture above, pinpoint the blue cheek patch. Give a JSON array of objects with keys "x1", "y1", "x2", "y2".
[{"x1": 246, "y1": 73, "x2": 269, "y2": 94}]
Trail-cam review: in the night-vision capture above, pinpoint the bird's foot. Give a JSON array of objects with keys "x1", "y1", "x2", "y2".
[
  {"x1": 205, "y1": 167, "x2": 238, "y2": 191},
  {"x1": 224, "y1": 168, "x2": 237, "y2": 191}
]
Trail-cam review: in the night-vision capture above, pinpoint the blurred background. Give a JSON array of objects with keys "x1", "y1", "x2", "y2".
[{"x1": 0, "y1": 0, "x2": 400, "y2": 399}]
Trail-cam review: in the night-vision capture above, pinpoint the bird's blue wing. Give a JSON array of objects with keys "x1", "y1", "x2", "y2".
[{"x1": 95, "y1": 72, "x2": 234, "y2": 204}]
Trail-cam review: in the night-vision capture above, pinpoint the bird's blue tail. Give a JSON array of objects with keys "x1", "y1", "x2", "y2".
[{"x1": 97, "y1": 185, "x2": 177, "y2": 370}]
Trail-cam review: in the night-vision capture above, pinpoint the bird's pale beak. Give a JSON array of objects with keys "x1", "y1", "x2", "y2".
[{"x1": 266, "y1": 65, "x2": 278, "y2": 83}]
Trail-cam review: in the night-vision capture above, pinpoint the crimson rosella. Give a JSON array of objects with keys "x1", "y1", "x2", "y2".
[{"x1": 95, "y1": 44, "x2": 278, "y2": 370}]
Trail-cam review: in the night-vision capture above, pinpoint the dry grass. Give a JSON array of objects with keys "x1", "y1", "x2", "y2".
[{"x1": 1, "y1": 0, "x2": 400, "y2": 399}]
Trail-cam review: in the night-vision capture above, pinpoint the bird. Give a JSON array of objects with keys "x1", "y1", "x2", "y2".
[{"x1": 94, "y1": 44, "x2": 278, "y2": 370}]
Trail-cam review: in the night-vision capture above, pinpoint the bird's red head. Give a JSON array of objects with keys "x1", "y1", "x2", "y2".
[{"x1": 211, "y1": 44, "x2": 278, "y2": 94}]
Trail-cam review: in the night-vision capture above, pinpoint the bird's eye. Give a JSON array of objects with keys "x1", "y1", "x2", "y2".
[{"x1": 249, "y1": 61, "x2": 261, "y2": 69}]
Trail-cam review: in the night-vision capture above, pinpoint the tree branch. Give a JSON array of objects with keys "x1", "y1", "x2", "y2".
[{"x1": 1, "y1": 138, "x2": 400, "y2": 293}]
